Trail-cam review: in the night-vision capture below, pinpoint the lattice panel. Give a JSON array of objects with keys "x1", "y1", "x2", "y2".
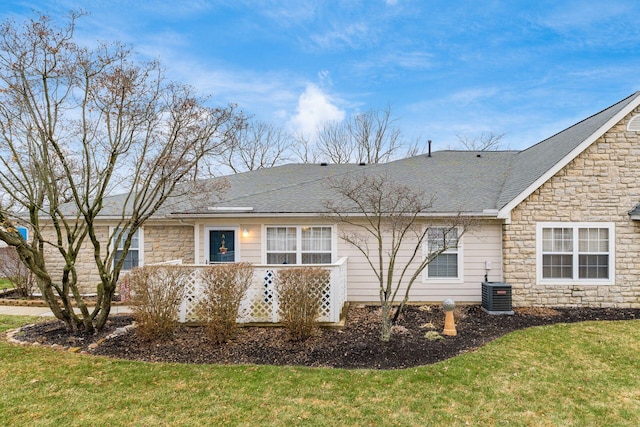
[
  {"x1": 238, "y1": 270, "x2": 276, "y2": 323},
  {"x1": 179, "y1": 269, "x2": 202, "y2": 322},
  {"x1": 168, "y1": 263, "x2": 347, "y2": 324},
  {"x1": 315, "y1": 274, "x2": 332, "y2": 322}
]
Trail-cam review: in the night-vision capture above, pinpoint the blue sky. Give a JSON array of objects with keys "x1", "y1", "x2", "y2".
[{"x1": 3, "y1": 0, "x2": 640, "y2": 150}]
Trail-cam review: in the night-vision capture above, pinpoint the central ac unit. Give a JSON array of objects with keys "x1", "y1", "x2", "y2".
[{"x1": 482, "y1": 281, "x2": 514, "y2": 315}]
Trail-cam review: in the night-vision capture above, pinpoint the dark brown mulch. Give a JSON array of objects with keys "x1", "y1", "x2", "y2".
[{"x1": 11, "y1": 305, "x2": 640, "y2": 369}]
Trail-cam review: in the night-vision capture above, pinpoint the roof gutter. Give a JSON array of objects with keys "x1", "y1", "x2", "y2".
[{"x1": 168, "y1": 210, "x2": 502, "y2": 219}]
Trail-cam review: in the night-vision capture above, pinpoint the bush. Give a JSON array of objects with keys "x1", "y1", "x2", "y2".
[
  {"x1": 0, "y1": 247, "x2": 36, "y2": 298},
  {"x1": 276, "y1": 267, "x2": 329, "y2": 341},
  {"x1": 129, "y1": 265, "x2": 188, "y2": 341},
  {"x1": 197, "y1": 263, "x2": 254, "y2": 343}
]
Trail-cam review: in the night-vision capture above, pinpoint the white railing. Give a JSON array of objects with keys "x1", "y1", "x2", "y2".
[{"x1": 173, "y1": 257, "x2": 348, "y2": 324}]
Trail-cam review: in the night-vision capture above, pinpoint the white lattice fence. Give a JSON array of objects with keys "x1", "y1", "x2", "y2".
[
  {"x1": 179, "y1": 269, "x2": 202, "y2": 322},
  {"x1": 173, "y1": 259, "x2": 348, "y2": 323},
  {"x1": 237, "y1": 269, "x2": 277, "y2": 323}
]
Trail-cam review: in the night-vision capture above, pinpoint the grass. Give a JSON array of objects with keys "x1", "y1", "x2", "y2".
[
  {"x1": 1, "y1": 316, "x2": 639, "y2": 426},
  {"x1": 0, "y1": 277, "x2": 13, "y2": 288}
]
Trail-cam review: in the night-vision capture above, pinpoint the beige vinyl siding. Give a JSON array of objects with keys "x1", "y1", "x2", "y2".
[
  {"x1": 338, "y1": 220, "x2": 503, "y2": 303},
  {"x1": 194, "y1": 217, "x2": 503, "y2": 303},
  {"x1": 194, "y1": 218, "x2": 336, "y2": 265},
  {"x1": 236, "y1": 224, "x2": 262, "y2": 264}
]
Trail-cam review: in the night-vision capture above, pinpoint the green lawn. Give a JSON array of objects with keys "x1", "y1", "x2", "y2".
[
  {"x1": 0, "y1": 277, "x2": 12, "y2": 288},
  {"x1": 1, "y1": 316, "x2": 639, "y2": 426}
]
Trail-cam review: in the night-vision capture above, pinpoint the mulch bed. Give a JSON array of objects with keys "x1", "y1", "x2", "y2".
[{"x1": 10, "y1": 305, "x2": 640, "y2": 369}]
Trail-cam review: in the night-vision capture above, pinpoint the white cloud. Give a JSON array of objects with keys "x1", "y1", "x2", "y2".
[
  {"x1": 448, "y1": 87, "x2": 500, "y2": 107},
  {"x1": 309, "y1": 22, "x2": 372, "y2": 51},
  {"x1": 288, "y1": 84, "x2": 345, "y2": 136}
]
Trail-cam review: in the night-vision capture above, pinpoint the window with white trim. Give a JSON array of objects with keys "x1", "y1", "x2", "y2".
[
  {"x1": 426, "y1": 227, "x2": 460, "y2": 278},
  {"x1": 114, "y1": 228, "x2": 141, "y2": 270},
  {"x1": 266, "y1": 226, "x2": 332, "y2": 264},
  {"x1": 538, "y1": 223, "x2": 614, "y2": 283}
]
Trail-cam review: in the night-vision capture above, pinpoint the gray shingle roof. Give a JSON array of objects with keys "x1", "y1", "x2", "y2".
[
  {"x1": 94, "y1": 91, "x2": 640, "y2": 219},
  {"x1": 171, "y1": 151, "x2": 518, "y2": 216},
  {"x1": 497, "y1": 91, "x2": 640, "y2": 208}
]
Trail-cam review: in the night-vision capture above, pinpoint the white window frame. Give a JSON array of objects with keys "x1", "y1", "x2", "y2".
[
  {"x1": 110, "y1": 226, "x2": 144, "y2": 271},
  {"x1": 263, "y1": 225, "x2": 335, "y2": 265},
  {"x1": 423, "y1": 226, "x2": 463, "y2": 283},
  {"x1": 536, "y1": 222, "x2": 615, "y2": 285}
]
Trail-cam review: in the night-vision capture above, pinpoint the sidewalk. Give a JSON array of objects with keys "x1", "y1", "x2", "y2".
[{"x1": 0, "y1": 304, "x2": 131, "y2": 317}]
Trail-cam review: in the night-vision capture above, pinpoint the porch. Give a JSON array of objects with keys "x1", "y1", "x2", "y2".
[{"x1": 131, "y1": 257, "x2": 348, "y2": 324}]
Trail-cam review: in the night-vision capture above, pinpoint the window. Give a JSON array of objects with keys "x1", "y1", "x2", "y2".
[
  {"x1": 113, "y1": 228, "x2": 142, "y2": 270},
  {"x1": 426, "y1": 227, "x2": 460, "y2": 279},
  {"x1": 301, "y1": 226, "x2": 332, "y2": 264},
  {"x1": 266, "y1": 227, "x2": 297, "y2": 264},
  {"x1": 537, "y1": 223, "x2": 614, "y2": 284},
  {"x1": 266, "y1": 226, "x2": 332, "y2": 264}
]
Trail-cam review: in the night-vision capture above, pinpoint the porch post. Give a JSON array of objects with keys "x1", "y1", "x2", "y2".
[
  {"x1": 194, "y1": 223, "x2": 200, "y2": 264},
  {"x1": 330, "y1": 267, "x2": 338, "y2": 323}
]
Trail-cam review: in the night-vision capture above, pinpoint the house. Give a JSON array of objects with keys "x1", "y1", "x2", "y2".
[
  {"x1": 46, "y1": 91, "x2": 640, "y2": 318},
  {"x1": 0, "y1": 227, "x2": 27, "y2": 248}
]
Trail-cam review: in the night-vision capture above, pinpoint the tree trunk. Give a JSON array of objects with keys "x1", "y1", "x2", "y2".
[
  {"x1": 380, "y1": 302, "x2": 392, "y2": 342},
  {"x1": 94, "y1": 280, "x2": 117, "y2": 330},
  {"x1": 391, "y1": 295, "x2": 409, "y2": 324}
]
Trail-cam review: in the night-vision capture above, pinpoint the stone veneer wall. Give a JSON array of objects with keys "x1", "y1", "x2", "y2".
[
  {"x1": 42, "y1": 223, "x2": 195, "y2": 294},
  {"x1": 41, "y1": 225, "x2": 109, "y2": 294},
  {"x1": 503, "y1": 108, "x2": 640, "y2": 308},
  {"x1": 143, "y1": 224, "x2": 195, "y2": 265}
]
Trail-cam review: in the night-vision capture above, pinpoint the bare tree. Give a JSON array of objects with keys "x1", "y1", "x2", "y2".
[
  {"x1": 222, "y1": 120, "x2": 293, "y2": 173},
  {"x1": 402, "y1": 136, "x2": 428, "y2": 158},
  {"x1": 316, "y1": 120, "x2": 354, "y2": 164},
  {"x1": 291, "y1": 132, "x2": 321, "y2": 164},
  {"x1": 326, "y1": 171, "x2": 471, "y2": 341},
  {"x1": 297, "y1": 105, "x2": 412, "y2": 164},
  {"x1": 349, "y1": 106, "x2": 403, "y2": 163},
  {"x1": 0, "y1": 13, "x2": 242, "y2": 332},
  {"x1": 454, "y1": 132, "x2": 507, "y2": 151},
  {"x1": 0, "y1": 247, "x2": 36, "y2": 298}
]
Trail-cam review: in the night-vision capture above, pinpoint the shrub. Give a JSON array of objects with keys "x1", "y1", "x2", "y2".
[
  {"x1": 129, "y1": 265, "x2": 188, "y2": 341},
  {"x1": 0, "y1": 247, "x2": 36, "y2": 298},
  {"x1": 424, "y1": 330, "x2": 444, "y2": 341},
  {"x1": 276, "y1": 267, "x2": 329, "y2": 341},
  {"x1": 197, "y1": 263, "x2": 254, "y2": 343}
]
